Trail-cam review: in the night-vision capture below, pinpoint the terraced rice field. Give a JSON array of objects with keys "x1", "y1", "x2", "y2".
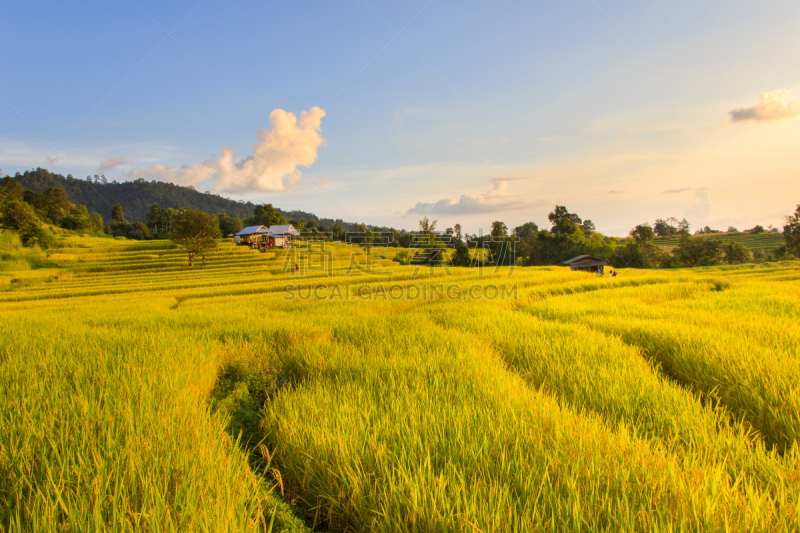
[
  {"x1": 649, "y1": 231, "x2": 786, "y2": 253},
  {"x1": 1, "y1": 232, "x2": 799, "y2": 532}
]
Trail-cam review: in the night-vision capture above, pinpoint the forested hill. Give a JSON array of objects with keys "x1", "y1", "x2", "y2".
[{"x1": 12, "y1": 168, "x2": 257, "y2": 223}]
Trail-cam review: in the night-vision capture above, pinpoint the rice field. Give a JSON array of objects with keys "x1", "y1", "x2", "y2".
[
  {"x1": 647, "y1": 232, "x2": 786, "y2": 253},
  {"x1": 1, "y1": 232, "x2": 799, "y2": 532}
]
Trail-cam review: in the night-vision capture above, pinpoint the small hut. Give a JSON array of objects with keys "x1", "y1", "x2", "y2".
[
  {"x1": 234, "y1": 225, "x2": 268, "y2": 245},
  {"x1": 562, "y1": 255, "x2": 608, "y2": 272},
  {"x1": 265, "y1": 224, "x2": 300, "y2": 247}
]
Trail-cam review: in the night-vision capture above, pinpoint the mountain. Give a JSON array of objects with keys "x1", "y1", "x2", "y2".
[
  {"x1": 11, "y1": 168, "x2": 358, "y2": 231},
  {"x1": 12, "y1": 168, "x2": 257, "y2": 223}
]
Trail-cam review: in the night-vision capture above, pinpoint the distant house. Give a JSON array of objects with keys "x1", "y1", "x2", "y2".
[
  {"x1": 234, "y1": 225, "x2": 268, "y2": 245},
  {"x1": 562, "y1": 255, "x2": 608, "y2": 272},
  {"x1": 234, "y1": 223, "x2": 301, "y2": 249},
  {"x1": 266, "y1": 224, "x2": 300, "y2": 237},
  {"x1": 265, "y1": 224, "x2": 300, "y2": 248}
]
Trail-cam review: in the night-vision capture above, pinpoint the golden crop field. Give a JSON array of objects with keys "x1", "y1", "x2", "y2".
[{"x1": 1, "y1": 231, "x2": 799, "y2": 532}]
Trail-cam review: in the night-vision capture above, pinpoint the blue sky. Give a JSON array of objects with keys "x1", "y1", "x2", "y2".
[{"x1": 2, "y1": 0, "x2": 799, "y2": 235}]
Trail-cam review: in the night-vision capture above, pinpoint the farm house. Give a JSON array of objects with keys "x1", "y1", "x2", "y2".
[
  {"x1": 234, "y1": 224, "x2": 300, "y2": 250},
  {"x1": 562, "y1": 255, "x2": 609, "y2": 272},
  {"x1": 234, "y1": 225, "x2": 268, "y2": 245}
]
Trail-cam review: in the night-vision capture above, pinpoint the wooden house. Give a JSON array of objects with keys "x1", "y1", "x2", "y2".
[
  {"x1": 265, "y1": 224, "x2": 300, "y2": 247},
  {"x1": 562, "y1": 255, "x2": 609, "y2": 272},
  {"x1": 234, "y1": 225, "x2": 268, "y2": 245}
]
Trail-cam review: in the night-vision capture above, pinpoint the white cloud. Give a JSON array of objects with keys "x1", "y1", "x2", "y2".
[
  {"x1": 97, "y1": 155, "x2": 127, "y2": 174},
  {"x1": 121, "y1": 106, "x2": 326, "y2": 193},
  {"x1": 684, "y1": 189, "x2": 712, "y2": 221},
  {"x1": 406, "y1": 176, "x2": 548, "y2": 216},
  {"x1": 729, "y1": 90, "x2": 800, "y2": 123}
]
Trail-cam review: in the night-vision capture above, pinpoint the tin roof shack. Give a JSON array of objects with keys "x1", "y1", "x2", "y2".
[
  {"x1": 563, "y1": 255, "x2": 609, "y2": 272},
  {"x1": 268, "y1": 234, "x2": 287, "y2": 247},
  {"x1": 234, "y1": 225, "x2": 268, "y2": 245},
  {"x1": 266, "y1": 224, "x2": 300, "y2": 247}
]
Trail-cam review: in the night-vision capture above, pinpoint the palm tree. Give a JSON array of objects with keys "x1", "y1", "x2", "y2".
[{"x1": 146, "y1": 203, "x2": 161, "y2": 232}]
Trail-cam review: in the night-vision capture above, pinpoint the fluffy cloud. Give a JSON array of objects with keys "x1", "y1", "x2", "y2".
[
  {"x1": 684, "y1": 189, "x2": 712, "y2": 221},
  {"x1": 406, "y1": 176, "x2": 547, "y2": 216},
  {"x1": 97, "y1": 155, "x2": 127, "y2": 173},
  {"x1": 729, "y1": 90, "x2": 800, "y2": 123},
  {"x1": 121, "y1": 107, "x2": 326, "y2": 193},
  {"x1": 662, "y1": 187, "x2": 692, "y2": 194}
]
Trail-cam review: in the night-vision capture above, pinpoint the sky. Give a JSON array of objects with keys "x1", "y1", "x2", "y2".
[{"x1": 2, "y1": 0, "x2": 799, "y2": 236}]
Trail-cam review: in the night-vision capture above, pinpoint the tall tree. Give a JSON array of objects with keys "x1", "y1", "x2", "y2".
[
  {"x1": 513, "y1": 222, "x2": 539, "y2": 265},
  {"x1": 218, "y1": 213, "x2": 244, "y2": 236},
  {"x1": 249, "y1": 203, "x2": 287, "y2": 227},
  {"x1": 0, "y1": 177, "x2": 24, "y2": 205},
  {"x1": 653, "y1": 219, "x2": 673, "y2": 237},
  {"x1": 784, "y1": 204, "x2": 800, "y2": 257},
  {"x1": 146, "y1": 203, "x2": 161, "y2": 231},
  {"x1": 44, "y1": 187, "x2": 71, "y2": 222},
  {"x1": 111, "y1": 203, "x2": 125, "y2": 223},
  {"x1": 629, "y1": 223, "x2": 655, "y2": 243},
  {"x1": 453, "y1": 223, "x2": 463, "y2": 244},
  {"x1": 629, "y1": 223, "x2": 656, "y2": 268},
  {"x1": 170, "y1": 209, "x2": 220, "y2": 266},
  {"x1": 491, "y1": 221, "x2": 508, "y2": 238},
  {"x1": 548, "y1": 205, "x2": 582, "y2": 234}
]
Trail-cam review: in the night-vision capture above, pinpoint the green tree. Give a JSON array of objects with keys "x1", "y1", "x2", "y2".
[
  {"x1": 0, "y1": 177, "x2": 24, "y2": 205},
  {"x1": 629, "y1": 223, "x2": 655, "y2": 243},
  {"x1": 723, "y1": 241, "x2": 751, "y2": 264},
  {"x1": 674, "y1": 234, "x2": 722, "y2": 267},
  {"x1": 784, "y1": 204, "x2": 800, "y2": 257},
  {"x1": 513, "y1": 222, "x2": 539, "y2": 265},
  {"x1": 490, "y1": 221, "x2": 508, "y2": 238},
  {"x1": 60, "y1": 205, "x2": 92, "y2": 231},
  {"x1": 248, "y1": 203, "x2": 286, "y2": 227},
  {"x1": 218, "y1": 213, "x2": 244, "y2": 236},
  {"x1": 548, "y1": 205, "x2": 582, "y2": 234},
  {"x1": 44, "y1": 187, "x2": 71, "y2": 222},
  {"x1": 653, "y1": 219, "x2": 674, "y2": 237},
  {"x1": 146, "y1": 203, "x2": 161, "y2": 231},
  {"x1": 171, "y1": 209, "x2": 220, "y2": 266},
  {"x1": 111, "y1": 203, "x2": 125, "y2": 223},
  {"x1": 1, "y1": 200, "x2": 41, "y2": 243},
  {"x1": 131, "y1": 221, "x2": 151, "y2": 240},
  {"x1": 90, "y1": 213, "x2": 104, "y2": 232},
  {"x1": 453, "y1": 223, "x2": 463, "y2": 245}
]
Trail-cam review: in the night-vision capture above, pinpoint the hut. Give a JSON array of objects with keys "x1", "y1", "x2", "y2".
[
  {"x1": 562, "y1": 255, "x2": 609, "y2": 272},
  {"x1": 234, "y1": 225, "x2": 268, "y2": 246},
  {"x1": 265, "y1": 224, "x2": 300, "y2": 247}
]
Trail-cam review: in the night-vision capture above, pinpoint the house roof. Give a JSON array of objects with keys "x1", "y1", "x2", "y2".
[
  {"x1": 562, "y1": 255, "x2": 608, "y2": 265},
  {"x1": 267, "y1": 224, "x2": 300, "y2": 235},
  {"x1": 268, "y1": 234, "x2": 286, "y2": 238},
  {"x1": 235, "y1": 225, "x2": 268, "y2": 236},
  {"x1": 568, "y1": 260, "x2": 607, "y2": 268}
]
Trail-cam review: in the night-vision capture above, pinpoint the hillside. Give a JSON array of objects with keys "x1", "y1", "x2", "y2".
[
  {"x1": 655, "y1": 232, "x2": 785, "y2": 253},
  {"x1": 618, "y1": 231, "x2": 785, "y2": 253},
  {"x1": 11, "y1": 168, "x2": 355, "y2": 229}
]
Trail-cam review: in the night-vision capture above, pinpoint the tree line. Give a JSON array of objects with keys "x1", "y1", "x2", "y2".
[
  {"x1": 3, "y1": 170, "x2": 798, "y2": 268},
  {"x1": 400, "y1": 205, "x2": 800, "y2": 269}
]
